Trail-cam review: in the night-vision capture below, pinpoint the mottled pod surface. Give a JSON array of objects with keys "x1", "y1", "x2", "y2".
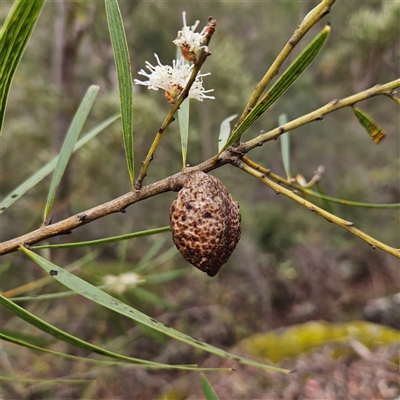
[{"x1": 170, "y1": 171, "x2": 241, "y2": 277}]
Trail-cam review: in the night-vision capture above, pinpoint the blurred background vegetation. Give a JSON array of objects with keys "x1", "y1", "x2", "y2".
[{"x1": 1, "y1": 0, "x2": 399, "y2": 398}]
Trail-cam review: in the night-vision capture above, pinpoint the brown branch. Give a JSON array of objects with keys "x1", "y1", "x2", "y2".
[
  {"x1": 1, "y1": 80, "x2": 399, "y2": 257},
  {"x1": 0, "y1": 158, "x2": 228, "y2": 256}
]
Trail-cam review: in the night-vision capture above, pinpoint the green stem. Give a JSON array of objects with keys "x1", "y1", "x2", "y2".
[
  {"x1": 233, "y1": 0, "x2": 336, "y2": 144},
  {"x1": 237, "y1": 159, "x2": 400, "y2": 258},
  {"x1": 244, "y1": 79, "x2": 400, "y2": 151},
  {"x1": 242, "y1": 157, "x2": 400, "y2": 209}
]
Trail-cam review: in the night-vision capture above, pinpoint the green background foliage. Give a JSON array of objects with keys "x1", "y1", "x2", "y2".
[{"x1": 1, "y1": 1, "x2": 399, "y2": 398}]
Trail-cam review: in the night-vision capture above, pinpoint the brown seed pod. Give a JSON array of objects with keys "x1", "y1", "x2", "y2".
[{"x1": 170, "y1": 171, "x2": 241, "y2": 277}]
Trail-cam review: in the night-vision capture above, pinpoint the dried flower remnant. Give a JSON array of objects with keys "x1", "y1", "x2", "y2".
[
  {"x1": 170, "y1": 172, "x2": 241, "y2": 277},
  {"x1": 103, "y1": 272, "x2": 144, "y2": 294},
  {"x1": 134, "y1": 54, "x2": 214, "y2": 103},
  {"x1": 173, "y1": 11, "x2": 209, "y2": 63}
]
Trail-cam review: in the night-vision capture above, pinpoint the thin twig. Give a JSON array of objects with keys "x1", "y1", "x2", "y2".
[
  {"x1": 135, "y1": 18, "x2": 217, "y2": 190},
  {"x1": 233, "y1": 0, "x2": 336, "y2": 144},
  {"x1": 234, "y1": 159, "x2": 400, "y2": 258},
  {"x1": 242, "y1": 157, "x2": 400, "y2": 209},
  {"x1": 0, "y1": 157, "x2": 227, "y2": 255},
  {"x1": 1, "y1": 80, "x2": 398, "y2": 256},
  {"x1": 244, "y1": 79, "x2": 400, "y2": 151}
]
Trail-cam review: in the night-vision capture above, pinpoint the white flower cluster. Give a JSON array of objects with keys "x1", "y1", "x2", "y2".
[
  {"x1": 134, "y1": 54, "x2": 214, "y2": 103},
  {"x1": 173, "y1": 11, "x2": 208, "y2": 62},
  {"x1": 134, "y1": 12, "x2": 214, "y2": 103}
]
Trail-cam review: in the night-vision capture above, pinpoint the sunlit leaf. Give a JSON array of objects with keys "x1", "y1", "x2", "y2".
[
  {"x1": 352, "y1": 106, "x2": 386, "y2": 144},
  {"x1": 43, "y1": 85, "x2": 99, "y2": 222},
  {"x1": 105, "y1": 0, "x2": 134, "y2": 186},
  {"x1": 218, "y1": 114, "x2": 237, "y2": 152},
  {"x1": 219, "y1": 25, "x2": 331, "y2": 154},
  {"x1": 0, "y1": 0, "x2": 46, "y2": 134},
  {"x1": 279, "y1": 113, "x2": 291, "y2": 180},
  {"x1": 177, "y1": 47, "x2": 190, "y2": 168}
]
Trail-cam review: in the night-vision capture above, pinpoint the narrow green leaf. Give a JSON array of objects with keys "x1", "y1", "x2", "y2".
[
  {"x1": 0, "y1": 376, "x2": 93, "y2": 385},
  {"x1": 0, "y1": 332, "x2": 183, "y2": 369},
  {"x1": 105, "y1": 0, "x2": 134, "y2": 186},
  {"x1": 219, "y1": 25, "x2": 331, "y2": 154},
  {"x1": 1, "y1": 328, "x2": 53, "y2": 347},
  {"x1": 0, "y1": 295, "x2": 219, "y2": 371},
  {"x1": 178, "y1": 94, "x2": 190, "y2": 168},
  {"x1": 32, "y1": 226, "x2": 170, "y2": 249},
  {"x1": 10, "y1": 290, "x2": 83, "y2": 302},
  {"x1": 0, "y1": 294, "x2": 150, "y2": 365},
  {"x1": 43, "y1": 85, "x2": 99, "y2": 222},
  {"x1": 352, "y1": 106, "x2": 386, "y2": 144},
  {"x1": 218, "y1": 114, "x2": 237, "y2": 152},
  {"x1": 19, "y1": 247, "x2": 289, "y2": 373},
  {"x1": 177, "y1": 47, "x2": 191, "y2": 168},
  {"x1": 279, "y1": 113, "x2": 291, "y2": 180},
  {"x1": 0, "y1": 114, "x2": 119, "y2": 214},
  {"x1": 0, "y1": 0, "x2": 46, "y2": 134},
  {"x1": 201, "y1": 374, "x2": 220, "y2": 400},
  {"x1": 303, "y1": 186, "x2": 400, "y2": 209}
]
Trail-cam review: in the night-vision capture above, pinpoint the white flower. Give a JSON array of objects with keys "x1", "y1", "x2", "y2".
[
  {"x1": 134, "y1": 54, "x2": 214, "y2": 103},
  {"x1": 173, "y1": 11, "x2": 208, "y2": 62},
  {"x1": 103, "y1": 272, "x2": 143, "y2": 294}
]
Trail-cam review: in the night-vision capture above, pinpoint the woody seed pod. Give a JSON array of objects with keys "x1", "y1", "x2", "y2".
[{"x1": 170, "y1": 171, "x2": 241, "y2": 277}]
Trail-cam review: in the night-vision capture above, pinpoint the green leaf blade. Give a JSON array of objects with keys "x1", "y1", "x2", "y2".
[
  {"x1": 178, "y1": 97, "x2": 190, "y2": 168},
  {"x1": 176, "y1": 48, "x2": 190, "y2": 168},
  {"x1": 220, "y1": 25, "x2": 331, "y2": 153},
  {"x1": 279, "y1": 113, "x2": 291, "y2": 180},
  {"x1": 32, "y1": 226, "x2": 170, "y2": 249},
  {"x1": 43, "y1": 85, "x2": 99, "y2": 222},
  {"x1": 218, "y1": 114, "x2": 237, "y2": 152},
  {"x1": 19, "y1": 246, "x2": 289, "y2": 374},
  {"x1": 201, "y1": 374, "x2": 220, "y2": 400},
  {"x1": 105, "y1": 0, "x2": 134, "y2": 186},
  {"x1": 0, "y1": 0, "x2": 46, "y2": 135},
  {"x1": 0, "y1": 114, "x2": 119, "y2": 214},
  {"x1": 0, "y1": 295, "x2": 216, "y2": 371},
  {"x1": 352, "y1": 106, "x2": 386, "y2": 144}
]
